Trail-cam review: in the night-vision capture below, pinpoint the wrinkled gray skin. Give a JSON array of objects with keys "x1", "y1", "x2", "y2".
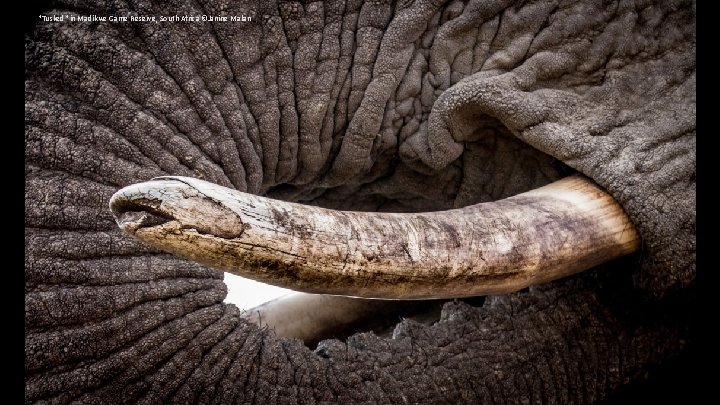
[{"x1": 25, "y1": 0, "x2": 695, "y2": 403}]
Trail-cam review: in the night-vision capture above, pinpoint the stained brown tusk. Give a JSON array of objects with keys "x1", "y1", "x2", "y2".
[{"x1": 109, "y1": 175, "x2": 639, "y2": 299}]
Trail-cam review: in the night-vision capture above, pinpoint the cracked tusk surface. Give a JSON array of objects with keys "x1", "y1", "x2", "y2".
[{"x1": 110, "y1": 175, "x2": 639, "y2": 299}]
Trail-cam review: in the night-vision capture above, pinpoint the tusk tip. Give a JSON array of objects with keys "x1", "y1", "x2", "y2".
[
  {"x1": 109, "y1": 178, "x2": 248, "y2": 240},
  {"x1": 108, "y1": 179, "x2": 180, "y2": 231}
]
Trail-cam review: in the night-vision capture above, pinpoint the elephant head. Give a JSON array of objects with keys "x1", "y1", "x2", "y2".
[{"x1": 25, "y1": 0, "x2": 695, "y2": 403}]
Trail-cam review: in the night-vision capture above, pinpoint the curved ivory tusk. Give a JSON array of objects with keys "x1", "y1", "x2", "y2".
[{"x1": 109, "y1": 175, "x2": 639, "y2": 299}]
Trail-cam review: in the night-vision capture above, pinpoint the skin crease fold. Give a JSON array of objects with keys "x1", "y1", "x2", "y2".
[{"x1": 25, "y1": 0, "x2": 695, "y2": 403}]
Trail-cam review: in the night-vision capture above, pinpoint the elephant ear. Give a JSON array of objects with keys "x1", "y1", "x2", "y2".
[{"x1": 400, "y1": 12, "x2": 696, "y2": 296}]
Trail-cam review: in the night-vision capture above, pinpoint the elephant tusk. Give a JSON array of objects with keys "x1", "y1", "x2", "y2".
[
  {"x1": 109, "y1": 175, "x2": 639, "y2": 299},
  {"x1": 241, "y1": 293, "x2": 420, "y2": 343}
]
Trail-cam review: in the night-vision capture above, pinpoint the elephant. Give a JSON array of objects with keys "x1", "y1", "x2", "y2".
[{"x1": 25, "y1": 0, "x2": 695, "y2": 403}]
